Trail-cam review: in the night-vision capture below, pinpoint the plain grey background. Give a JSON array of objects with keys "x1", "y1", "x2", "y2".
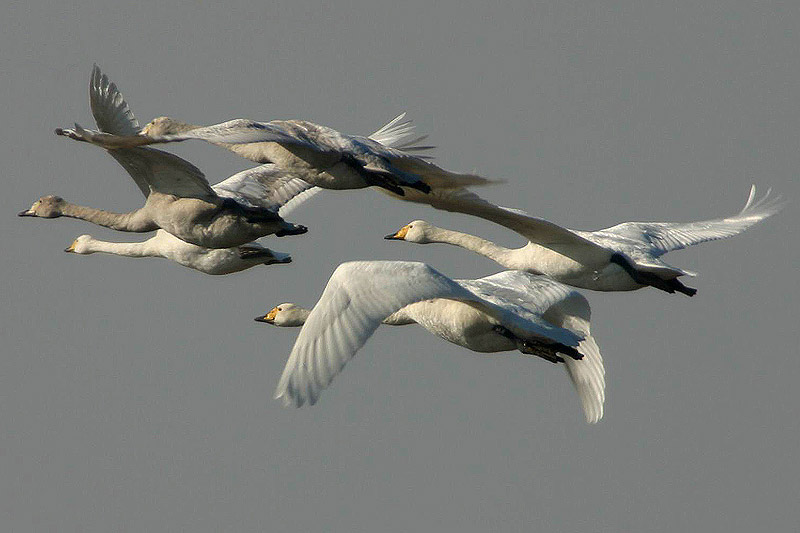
[{"x1": 2, "y1": 1, "x2": 798, "y2": 531}]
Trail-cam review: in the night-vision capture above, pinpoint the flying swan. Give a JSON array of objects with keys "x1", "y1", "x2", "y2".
[
  {"x1": 63, "y1": 231, "x2": 293, "y2": 275},
  {"x1": 384, "y1": 186, "x2": 784, "y2": 296},
  {"x1": 55, "y1": 85, "x2": 499, "y2": 198},
  {"x1": 256, "y1": 261, "x2": 606, "y2": 423}
]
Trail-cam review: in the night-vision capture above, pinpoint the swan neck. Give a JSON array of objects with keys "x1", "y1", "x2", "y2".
[
  {"x1": 60, "y1": 202, "x2": 156, "y2": 232},
  {"x1": 428, "y1": 227, "x2": 516, "y2": 267},
  {"x1": 86, "y1": 239, "x2": 157, "y2": 258}
]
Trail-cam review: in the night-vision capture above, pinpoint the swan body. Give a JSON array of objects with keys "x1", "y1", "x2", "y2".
[
  {"x1": 256, "y1": 261, "x2": 605, "y2": 423},
  {"x1": 386, "y1": 186, "x2": 784, "y2": 295},
  {"x1": 64, "y1": 231, "x2": 292, "y2": 275}
]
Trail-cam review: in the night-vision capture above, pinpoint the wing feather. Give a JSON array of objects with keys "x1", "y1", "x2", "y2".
[
  {"x1": 274, "y1": 261, "x2": 479, "y2": 407},
  {"x1": 212, "y1": 165, "x2": 316, "y2": 212},
  {"x1": 456, "y1": 273, "x2": 584, "y2": 347},
  {"x1": 543, "y1": 291, "x2": 606, "y2": 423},
  {"x1": 104, "y1": 145, "x2": 215, "y2": 199},
  {"x1": 597, "y1": 186, "x2": 785, "y2": 256},
  {"x1": 89, "y1": 65, "x2": 141, "y2": 136}
]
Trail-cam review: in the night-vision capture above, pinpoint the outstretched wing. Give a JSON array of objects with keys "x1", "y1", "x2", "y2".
[
  {"x1": 274, "y1": 261, "x2": 480, "y2": 407},
  {"x1": 595, "y1": 186, "x2": 785, "y2": 257}
]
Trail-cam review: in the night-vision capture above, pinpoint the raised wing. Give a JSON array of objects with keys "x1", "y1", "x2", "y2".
[
  {"x1": 60, "y1": 67, "x2": 216, "y2": 199},
  {"x1": 274, "y1": 261, "x2": 482, "y2": 408},
  {"x1": 89, "y1": 65, "x2": 140, "y2": 136},
  {"x1": 596, "y1": 186, "x2": 785, "y2": 257}
]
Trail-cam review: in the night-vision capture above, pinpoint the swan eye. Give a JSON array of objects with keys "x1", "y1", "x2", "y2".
[{"x1": 277, "y1": 307, "x2": 282, "y2": 311}]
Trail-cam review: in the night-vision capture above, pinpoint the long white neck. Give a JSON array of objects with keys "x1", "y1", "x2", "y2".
[
  {"x1": 425, "y1": 226, "x2": 521, "y2": 269},
  {"x1": 85, "y1": 238, "x2": 160, "y2": 258}
]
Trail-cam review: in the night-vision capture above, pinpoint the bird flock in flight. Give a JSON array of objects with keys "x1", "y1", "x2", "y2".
[{"x1": 20, "y1": 65, "x2": 784, "y2": 423}]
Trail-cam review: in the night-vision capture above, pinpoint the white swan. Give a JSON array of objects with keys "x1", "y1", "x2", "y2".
[
  {"x1": 256, "y1": 261, "x2": 605, "y2": 423},
  {"x1": 21, "y1": 65, "x2": 312, "y2": 249},
  {"x1": 385, "y1": 186, "x2": 784, "y2": 296},
  {"x1": 56, "y1": 84, "x2": 498, "y2": 197},
  {"x1": 64, "y1": 231, "x2": 292, "y2": 275}
]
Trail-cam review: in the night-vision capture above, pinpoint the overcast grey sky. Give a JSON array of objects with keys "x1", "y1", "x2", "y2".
[{"x1": 2, "y1": 1, "x2": 799, "y2": 531}]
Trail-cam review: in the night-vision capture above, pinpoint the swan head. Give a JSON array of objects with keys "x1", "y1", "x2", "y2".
[
  {"x1": 141, "y1": 116, "x2": 196, "y2": 136},
  {"x1": 18, "y1": 195, "x2": 66, "y2": 218},
  {"x1": 64, "y1": 235, "x2": 95, "y2": 254},
  {"x1": 254, "y1": 303, "x2": 310, "y2": 327},
  {"x1": 384, "y1": 220, "x2": 435, "y2": 243}
]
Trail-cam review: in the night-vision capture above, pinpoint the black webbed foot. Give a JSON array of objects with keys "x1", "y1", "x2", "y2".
[
  {"x1": 610, "y1": 252, "x2": 697, "y2": 297},
  {"x1": 275, "y1": 224, "x2": 308, "y2": 237}
]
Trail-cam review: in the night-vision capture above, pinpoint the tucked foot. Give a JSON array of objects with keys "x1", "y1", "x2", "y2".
[
  {"x1": 275, "y1": 224, "x2": 308, "y2": 237},
  {"x1": 610, "y1": 253, "x2": 697, "y2": 297},
  {"x1": 368, "y1": 176, "x2": 406, "y2": 196},
  {"x1": 407, "y1": 180, "x2": 432, "y2": 194},
  {"x1": 491, "y1": 325, "x2": 576, "y2": 364}
]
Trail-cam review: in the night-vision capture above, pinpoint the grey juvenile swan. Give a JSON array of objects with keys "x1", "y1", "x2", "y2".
[
  {"x1": 384, "y1": 186, "x2": 784, "y2": 296},
  {"x1": 256, "y1": 261, "x2": 605, "y2": 423},
  {"x1": 21, "y1": 66, "x2": 312, "y2": 249},
  {"x1": 56, "y1": 89, "x2": 498, "y2": 198}
]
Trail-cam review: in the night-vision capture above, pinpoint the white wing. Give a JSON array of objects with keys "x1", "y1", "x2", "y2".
[
  {"x1": 153, "y1": 118, "x2": 318, "y2": 148},
  {"x1": 274, "y1": 261, "x2": 492, "y2": 407},
  {"x1": 212, "y1": 165, "x2": 316, "y2": 212},
  {"x1": 468, "y1": 271, "x2": 605, "y2": 423},
  {"x1": 89, "y1": 64, "x2": 140, "y2": 136},
  {"x1": 594, "y1": 186, "x2": 785, "y2": 257},
  {"x1": 542, "y1": 288, "x2": 605, "y2": 424},
  {"x1": 456, "y1": 272, "x2": 584, "y2": 347}
]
